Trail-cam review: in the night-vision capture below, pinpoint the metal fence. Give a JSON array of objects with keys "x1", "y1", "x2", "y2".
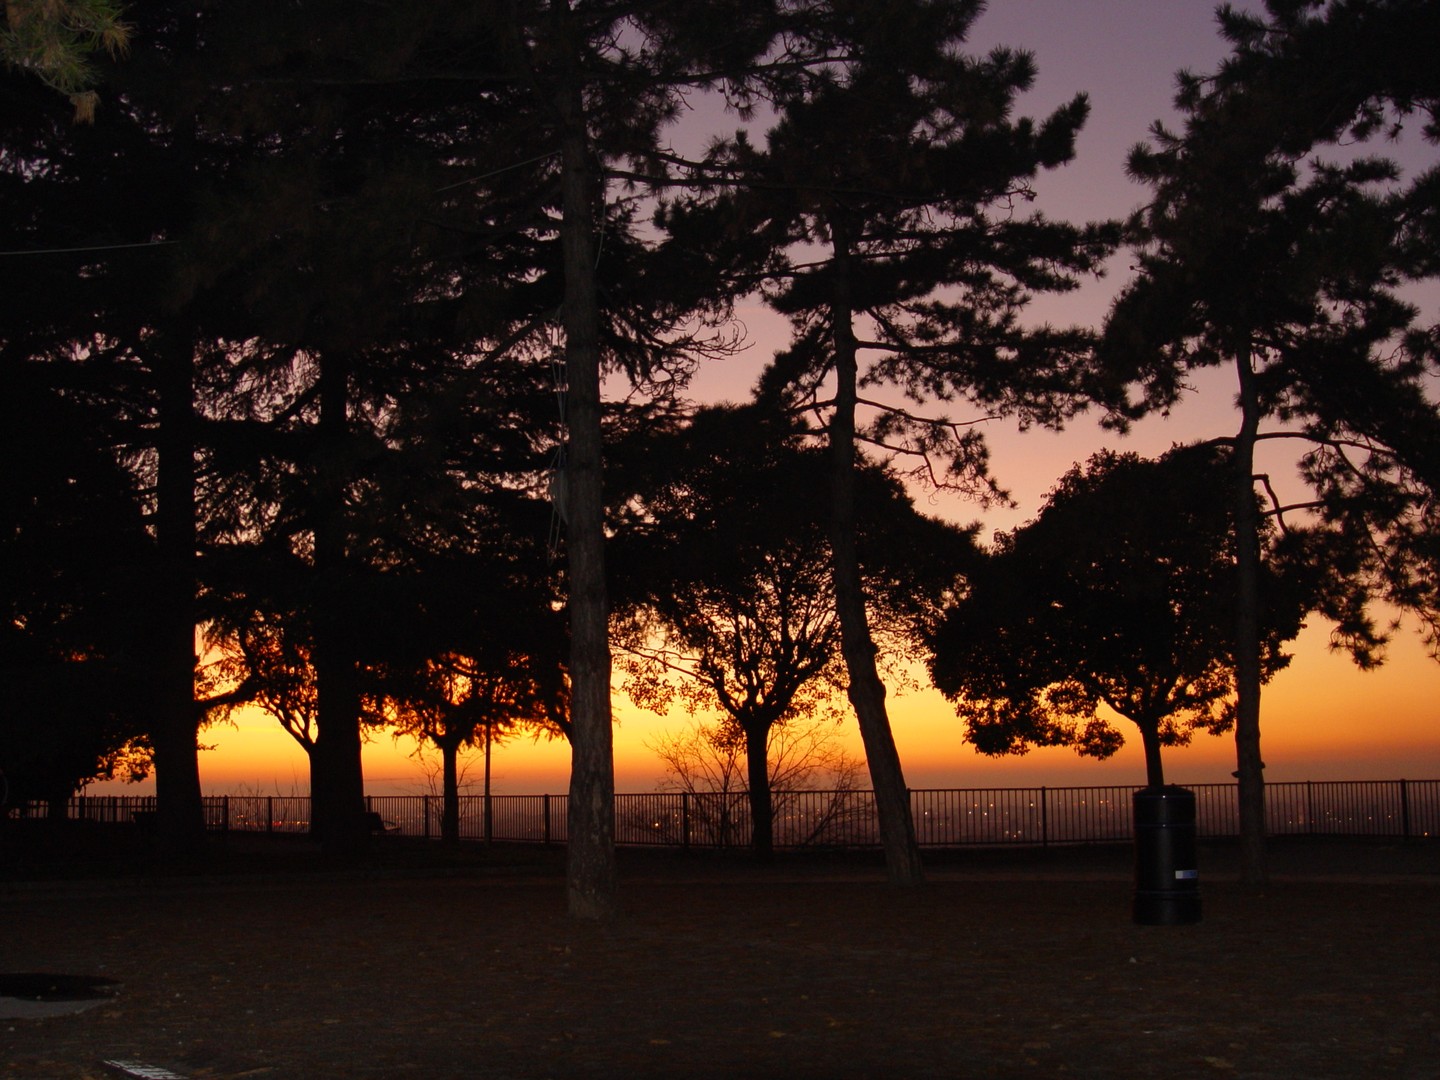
[{"x1": 20, "y1": 779, "x2": 1438, "y2": 848}]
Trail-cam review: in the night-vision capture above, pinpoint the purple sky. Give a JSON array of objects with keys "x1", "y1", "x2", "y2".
[{"x1": 968, "y1": 0, "x2": 1247, "y2": 223}]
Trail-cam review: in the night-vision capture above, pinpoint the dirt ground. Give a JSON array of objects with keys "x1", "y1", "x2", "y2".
[{"x1": 2, "y1": 832, "x2": 1437, "y2": 1079}]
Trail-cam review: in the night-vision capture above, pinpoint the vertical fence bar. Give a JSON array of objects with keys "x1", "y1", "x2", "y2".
[
  {"x1": 543, "y1": 794, "x2": 551, "y2": 845},
  {"x1": 681, "y1": 792, "x2": 691, "y2": 851},
  {"x1": 1400, "y1": 779, "x2": 1410, "y2": 840}
]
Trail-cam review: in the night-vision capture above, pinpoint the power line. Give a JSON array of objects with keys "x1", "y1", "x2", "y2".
[
  {"x1": 433, "y1": 149, "x2": 560, "y2": 193},
  {"x1": 0, "y1": 239, "x2": 178, "y2": 257}
]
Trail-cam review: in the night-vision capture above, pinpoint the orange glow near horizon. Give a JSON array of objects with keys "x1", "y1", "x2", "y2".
[{"x1": 86, "y1": 610, "x2": 1436, "y2": 801}]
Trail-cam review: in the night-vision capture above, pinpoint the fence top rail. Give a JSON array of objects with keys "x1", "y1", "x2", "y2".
[{"x1": 55, "y1": 778, "x2": 1439, "y2": 807}]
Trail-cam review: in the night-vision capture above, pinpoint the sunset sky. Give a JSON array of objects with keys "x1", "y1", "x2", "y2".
[{"x1": 91, "y1": 1, "x2": 1437, "y2": 799}]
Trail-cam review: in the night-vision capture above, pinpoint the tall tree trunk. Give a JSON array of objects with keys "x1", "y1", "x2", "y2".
[
  {"x1": 310, "y1": 352, "x2": 367, "y2": 855},
  {"x1": 826, "y1": 222, "x2": 924, "y2": 886},
  {"x1": 1139, "y1": 720, "x2": 1166, "y2": 789},
  {"x1": 743, "y1": 720, "x2": 774, "y2": 864},
  {"x1": 442, "y1": 737, "x2": 460, "y2": 845},
  {"x1": 311, "y1": 647, "x2": 364, "y2": 854},
  {"x1": 483, "y1": 720, "x2": 494, "y2": 846},
  {"x1": 1232, "y1": 344, "x2": 1268, "y2": 885},
  {"x1": 152, "y1": 331, "x2": 206, "y2": 857},
  {"x1": 555, "y1": 25, "x2": 616, "y2": 920}
]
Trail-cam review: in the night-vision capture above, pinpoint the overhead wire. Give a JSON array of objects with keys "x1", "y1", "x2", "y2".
[{"x1": 0, "y1": 239, "x2": 177, "y2": 257}]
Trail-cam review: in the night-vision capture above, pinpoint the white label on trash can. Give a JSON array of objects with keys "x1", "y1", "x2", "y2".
[{"x1": 1175, "y1": 869, "x2": 1198, "y2": 880}]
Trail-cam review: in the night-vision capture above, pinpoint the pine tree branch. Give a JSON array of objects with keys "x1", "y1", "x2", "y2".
[
  {"x1": 854, "y1": 395, "x2": 999, "y2": 432},
  {"x1": 1255, "y1": 473, "x2": 1325, "y2": 531}
]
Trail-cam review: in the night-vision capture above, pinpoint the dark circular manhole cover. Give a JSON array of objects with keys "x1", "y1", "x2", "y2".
[
  {"x1": 0, "y1": 973, "x2": 118, "y2": 1001},
  {"x1": 0, "y1": 973, "x2": 120, "y2": 1017}
]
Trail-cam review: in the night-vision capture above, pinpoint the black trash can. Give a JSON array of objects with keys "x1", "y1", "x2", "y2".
[{"x1": 1133, "y1": 785, "x2": 1201, "y2": 925}]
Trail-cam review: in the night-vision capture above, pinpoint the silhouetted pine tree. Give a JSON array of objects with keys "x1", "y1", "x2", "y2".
[
  {"x1": 680, "y1": 0, "x2": 1115, "y2": 883},
  {"x1": 1101, "y1": 0, "x2": 1439, "y2": 885},
  {"x1": 479, "y1": 0, "x2": 846, "y2": 918}
]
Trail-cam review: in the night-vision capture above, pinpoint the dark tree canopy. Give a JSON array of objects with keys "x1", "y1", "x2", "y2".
[
  {"x1": 928, "y1": 445, "x2": 1312, "y2": 788},
  {"x1": 0, "y1": 379, "x2": 156, "y2": 810},
  {"x1": 614, "y1": 404, "x2": 975, "y2": 859}
]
